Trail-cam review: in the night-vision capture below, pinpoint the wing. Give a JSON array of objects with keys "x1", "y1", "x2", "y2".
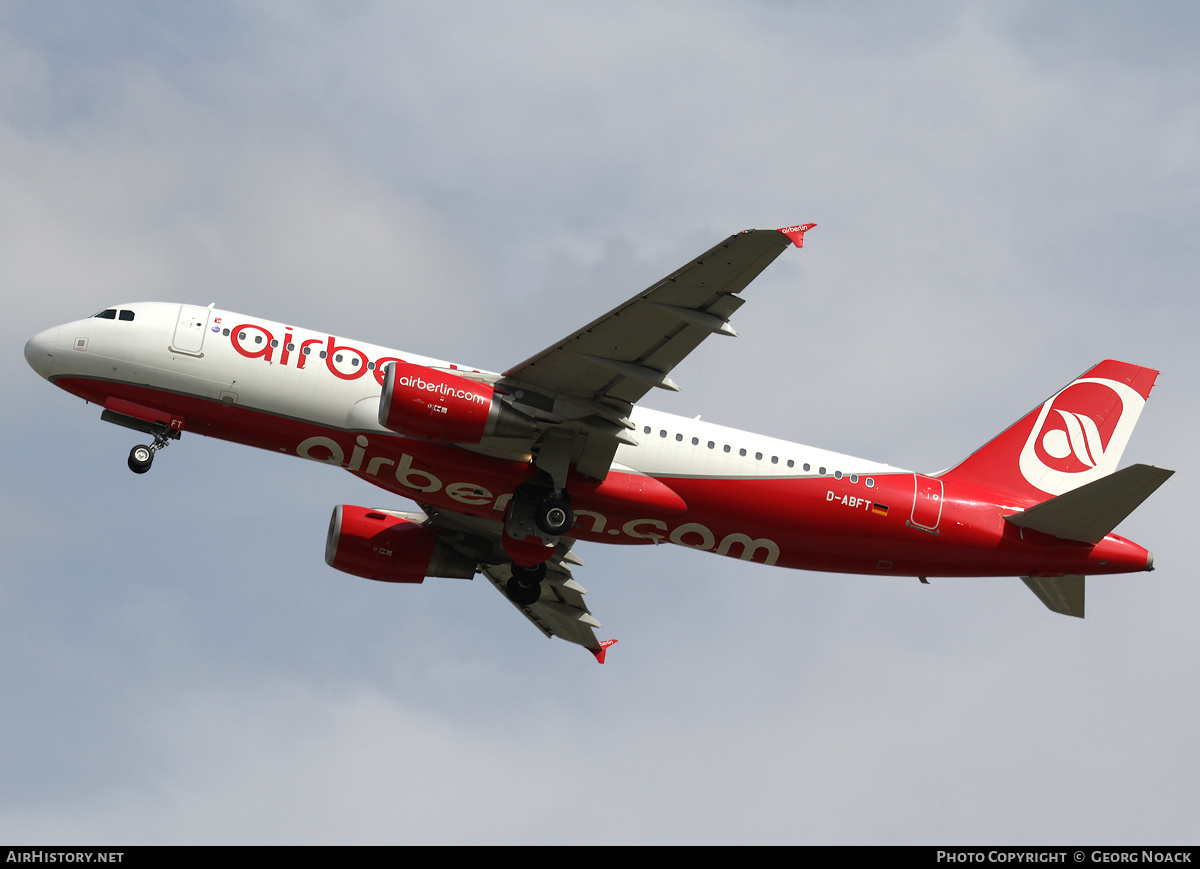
[
  {"x1": 422, "y1": 225, "x2": 814, "y2": 660},
  {"x1": 496, "y1": 225, "x2": 813, "y2": 480}
]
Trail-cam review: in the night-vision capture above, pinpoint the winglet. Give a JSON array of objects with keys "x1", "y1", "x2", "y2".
[
  {"x1": 590, "y1": 638, "x2": 618, "y2": 664},
  {"x1": 777, "y1": 223, "x2": 817, "y2": 248}
]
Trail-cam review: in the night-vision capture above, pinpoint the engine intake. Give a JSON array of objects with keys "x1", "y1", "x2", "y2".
[
  {"x1": 378, "y1": 361, "x2": 535, "y2": 443},
  {"x1": 325, "y1": 505, "x2": 476, "y2": 583}
]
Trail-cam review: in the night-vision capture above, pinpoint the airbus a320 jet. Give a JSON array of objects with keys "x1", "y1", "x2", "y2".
[{"x1": 25, "y1": 225, "x2": 1172, "y2": 661}]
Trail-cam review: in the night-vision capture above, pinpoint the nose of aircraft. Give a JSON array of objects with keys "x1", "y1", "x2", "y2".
[{"x1": 24, "y1": 326, "x2": 59, "y2": 379}]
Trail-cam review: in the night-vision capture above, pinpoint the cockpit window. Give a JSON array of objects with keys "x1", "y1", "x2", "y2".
[{"x1": 90, "y1": 309, "x2": 134, "y2": 321}]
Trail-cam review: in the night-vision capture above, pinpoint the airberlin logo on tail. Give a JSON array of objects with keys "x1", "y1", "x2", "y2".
[
  {"x1": 1018, "y1": 377, "x2": 1145, "y2": 495},
  {"x1": 1042, "y1": 407, "x2": 1107, "y2": 469}
]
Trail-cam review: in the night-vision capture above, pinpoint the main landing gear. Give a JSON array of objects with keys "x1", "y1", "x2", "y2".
[
  {"x1": 126, "y1": 428, "x2": 174, "y2": 474},
  {"x1": 534, "y1": 491, "x2": 574, "y2": 537},
  {"x1": 505, "y1": 562, "x2": 546, "y2": 607},
  {"x1": 501, "y1": 487, "x2": 573, "y2": 608},
  {"x1": 504, "y1": 480, "x2": 576, "y2": 544},
  {"x1": 499, "y1": 425, "x2": 576, "y2": 606}
]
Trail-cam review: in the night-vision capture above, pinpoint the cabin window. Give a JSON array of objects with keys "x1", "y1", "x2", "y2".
[
  {"x1": 271, "y1": 340, "x2": 279, "y2": 348},
  {"x1": 772, "y1": 456, "x2": 779, "y2": 464},
  {"x1": 834, "y1": 470, "x2": 843, "y2": 479},
  {"x1": 723, "y1": 445, "x2": 731, "y2": 453},
  {"x1": 787, "y1": 459, "x2": 794, "y2": 468},
  {"x1": 866, "y1": 478, "x2": 875, "y2": 488},
  {"x1": 644, "y1": 426, "x2": 651, "y2": 434},
  {"x1": 755, "y1": 452, "x2": 763, "y2": 460},
  {"x1": 850, "y1": 474, "x2": 859, "y2": 483},
  {"x1": 675, "y1": 433, "x2": 683, "y2": 442},
  {"x1": 222, "y1": 328, "x2": 230, "y2": 336},
  {"x1": 819, "y1": 467, "x2": 826, "y2": 475},
  {"x1": 803, "y1": 463, "x2": 811, "y2": 471},
  {"x1": 660, "y1": 430, "x2": 667, "y2": 438},
  {"x1": 708, "y1": 441, "x2": 715, "y2": 449},
  {"x1": 739, "y1": 448, "x2": 747, "y2": 457}
]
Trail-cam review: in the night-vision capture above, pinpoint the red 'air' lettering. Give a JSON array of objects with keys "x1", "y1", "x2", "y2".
[{"x1": 231, "y1": 324, "x2": 274, "y2": 361}]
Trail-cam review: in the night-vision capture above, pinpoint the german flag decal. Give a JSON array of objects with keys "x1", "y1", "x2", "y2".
[{"x1": 871, "y1": 503, "x2": 890, "y2": 517}]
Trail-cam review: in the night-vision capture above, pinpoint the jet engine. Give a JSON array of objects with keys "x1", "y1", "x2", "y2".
[
  {"x1": 378, "y1": 361, "x2": 535, "y2": 443},
  {"x1": 325, "y1": 505, "x2": 477, "y2": 583}
]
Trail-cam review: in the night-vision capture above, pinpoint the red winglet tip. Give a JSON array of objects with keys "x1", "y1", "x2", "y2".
[
  {"x1": 591, "y1": 638, "x2": 618, "y2": 664},
  {"x1": 778, "y1": 223, "x2": 817, "y2": 248}
]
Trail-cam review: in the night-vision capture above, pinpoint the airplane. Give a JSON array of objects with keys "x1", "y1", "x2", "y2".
[{"x1": 24, "y1": 224, "x2": 1173, "y2": 662}]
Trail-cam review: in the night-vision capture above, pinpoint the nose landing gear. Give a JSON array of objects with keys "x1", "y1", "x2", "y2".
[
  {"x1": 126, "y1": 428, "x2": 175, "y2": 474},
  {"x1": 100, "y1": 406, "x2": 182, "y2": 475}
]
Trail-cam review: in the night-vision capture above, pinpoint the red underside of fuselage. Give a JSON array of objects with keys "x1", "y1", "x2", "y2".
[{"x1": 56, "y1": 376, "x2": 1152, "y2": 579}]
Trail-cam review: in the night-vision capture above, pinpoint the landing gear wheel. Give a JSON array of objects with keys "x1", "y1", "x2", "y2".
[
  {"x1": 124, "y1": 426, "x2": 175, "y2": 475},
  {"x1": 534, "y1": 495, "x2": 574, "y2": 536},
  {"x1": 505, "y1": 564, "x2": 545, "y2": 607},
  {"x1": 128, "y1": 445, "x2": 153, "y2": 474}
]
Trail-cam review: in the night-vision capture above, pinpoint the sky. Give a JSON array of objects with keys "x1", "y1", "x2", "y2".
[{"x1": 2, "y1": 0, "x2": 1198, "y2": 845}]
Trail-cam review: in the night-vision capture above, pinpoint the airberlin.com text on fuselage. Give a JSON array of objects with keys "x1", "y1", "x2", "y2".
[{"x1": 294, "y1": 433, "x2": 783, "y2": 565}]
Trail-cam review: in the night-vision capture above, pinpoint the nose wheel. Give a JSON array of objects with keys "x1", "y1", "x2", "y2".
[
  {"x1": 128, "y1": 445, "x2": 153, "y2": 474},
  {"x1": 126, "y1": 429, "x2": 174, "y2": 474}
]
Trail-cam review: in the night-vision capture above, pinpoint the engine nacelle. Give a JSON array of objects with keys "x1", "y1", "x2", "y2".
[
  {"x1": 325, "y1": 505, "x2": 477, "y2": 583},
  {"x1": 378, "y1": 361, "x2": 535, "y2": 443}
]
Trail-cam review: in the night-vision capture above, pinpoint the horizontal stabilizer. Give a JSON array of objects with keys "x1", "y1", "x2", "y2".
[
  {"x1": 1021, "y1": 575, "x2": 1085, "y2": 618},
  {"x1": 1005, "y1": 464, "x2": 1174, "y2": 544}
]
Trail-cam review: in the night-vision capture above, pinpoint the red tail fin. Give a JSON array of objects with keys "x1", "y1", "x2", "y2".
[{"x1": 939, "y1": 361, "x2": 1159, "y2": 502}]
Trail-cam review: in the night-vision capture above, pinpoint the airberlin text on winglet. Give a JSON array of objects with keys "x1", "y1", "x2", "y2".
[{"x1": 777, "y1": 223, "x2": 817, "y2": 247}]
